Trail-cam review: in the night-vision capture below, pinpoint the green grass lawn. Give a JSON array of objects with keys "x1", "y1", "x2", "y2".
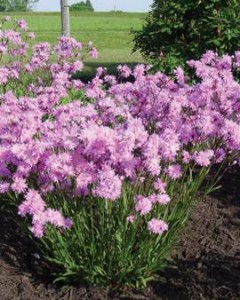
[{"x1": 1, "y1": 12, "x2": 148, "y2": 79}]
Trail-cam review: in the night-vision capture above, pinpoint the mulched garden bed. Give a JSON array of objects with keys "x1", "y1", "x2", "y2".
[{"x1": 0, "y1": 168, "x2": 240, "y2": 300}]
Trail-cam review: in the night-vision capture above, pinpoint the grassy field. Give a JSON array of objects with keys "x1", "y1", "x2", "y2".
[{"x1": 1, "y1": 12, "x2": 148, "y2": 79}]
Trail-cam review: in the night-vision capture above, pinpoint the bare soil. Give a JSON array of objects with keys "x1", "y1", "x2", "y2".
[{"x1": 0, "y1": 168, "x2": 240, "y2": 300}]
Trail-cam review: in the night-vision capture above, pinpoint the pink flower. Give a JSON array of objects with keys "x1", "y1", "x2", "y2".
[
  {"x1": 17, "y1": 19, "x2": 28, "y2": 31},
  {"x1": 63, "y1": 218, "x2": 73, "y2": 229},
  {"x1": 182, "y1": 150, "x2": 191, "y2": 164},
  {"x1": 96, "y1": 67, "x2": 107, "y2": 77},
  {"x1": 133, "y1": 64, "x2": 146, "y2": 78},
  {"x1": 0, "y1": 182, "x2": 10, "y2": 193},
  {"x1": 135, "y1": 196, "x2": 152, "y2": 215},
  {"x1": 127, "y1": 215, "x2": 135, "y2": 223},
  {"x1": 154, "y1": 179, "x2": 167, "y2": 193},
  {"x1": 94, "y1": 166, "x2": 122, "y2": 201},
  {"x1": 215, "y1": 148, "x2": 225, "y2": 163},
  {"x1": 201, "y1": 50, "x2": 216, "y2": 64},
  {"x1": 18, "y1": 189, "x2": 46, "y2": 217},
  {"x1": 71, "y1": 79, "x2": 84, "y2": 90},
  {"x1": 28, "y1": 32, "x2": 35, "y2": 40},
  {"x1": 194, "y1": 150, "x2": 214, "y2": 167},
  {"x1": 143, "y1": 134, "x2": 161, "y2": 176},
  {"x1": 0, "y1": 68, "x2": 9, "y2": 84},
  {"x1": 174, "y1": 66, "x2": 185, "y2": 86},
  {"x1": 89, "y1": 47, "x2": 98, "y2": 59},
  {"x1": 117, "y1": 64, "x2": 132, "y2": 78},
  {"x1": 104, "y1": 75, "x2": 117, "y2": 86},
  {"x1": 45, "y1": 208, "x2": 72, "y2": 228},
  {"x1": 166, "y1": 164, "x2": 182, "y2": 180},
  {"x1": 11, "y1": 177, "x2": 27, "y2": 193},
  {"x1": 150, "y1": 194, "x2": 171, "y2": 205},
  {"x1": 147, "y1": 219, "x2": 168, "y2": 235},
  {"x1": 31, "y1": 222, "x2": 44, "y2": 238}
]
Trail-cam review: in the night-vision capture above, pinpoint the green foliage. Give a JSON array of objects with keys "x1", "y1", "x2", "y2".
[
  {"x1": 133, "y1": 0, "x2": 240, "y2": 71},
  {"x1": 0, "y1": 0, "x2": 38, "y2": 11},
  {"x1": 70, "y1": 0, "x2": 94, "y2": 12},
  {"x1": 60, "y1": 89, "x2": 86, "y2": 105},
  {"x1": 29, "y1": 163, "x2": 222, "y2": 287}
]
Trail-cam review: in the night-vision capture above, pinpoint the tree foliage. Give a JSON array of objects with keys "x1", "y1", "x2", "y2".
[
  {"x1": 0, "y1": 0, "x2": 38, "y2": 11},
  {"x1": 133, "y1": 0, "x2": 240, "y2": 68},
  {"x1": 70, "y1": 0, "x2": 94, "y2": 12}
]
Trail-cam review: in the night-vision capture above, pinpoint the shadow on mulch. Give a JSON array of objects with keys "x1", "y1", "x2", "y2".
[{"x1": 0, "y1": 168, "x2": 240, "y2": 299}]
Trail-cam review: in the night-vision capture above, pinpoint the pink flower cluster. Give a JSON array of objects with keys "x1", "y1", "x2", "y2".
[
  {"x1": 147, "y1": 219, "x2": 168, "y2": 235},
  {"x1": 18, "y1": 189, "x2": 72, "y2": 237},
  {"x1": 1, "y1": 19, "x2": 240, "y2": 237},
  {"x1": 0, "y1": 17, "x2": 97, "y2": 99}
]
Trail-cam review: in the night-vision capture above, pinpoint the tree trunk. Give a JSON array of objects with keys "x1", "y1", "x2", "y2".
[{"x1": 60, "y1": 0, "x2": 70, "y2": 37}]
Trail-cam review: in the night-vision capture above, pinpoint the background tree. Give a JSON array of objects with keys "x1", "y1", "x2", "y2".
[
  {"x1": 0, "y1": 2, "x2": 5, "y2": 10},
  {"x1": 85, "y1": 0, "x2": 93, "y2": 11},
  {"x1": 70, "y1": 0, "x2": 94, "y2": 12},
  {"x1": 0, "y1": 0, "x2": 38, "y2": 11},
  {"x1": 133, "y1": 0, "x2": 240, "y2": 70}
]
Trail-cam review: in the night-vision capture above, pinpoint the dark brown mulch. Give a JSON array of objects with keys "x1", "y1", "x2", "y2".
[{"x1": 0, "y1": 169, "x2": 240, "y2": 300}]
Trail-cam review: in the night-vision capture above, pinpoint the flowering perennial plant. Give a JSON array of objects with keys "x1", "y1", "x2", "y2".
[
  {"x1": 1, "y1": 18, "x2": 240, "y2": 287},
  {"x1": 0, "y1": 17, "x2": 97, "y2": 98}
]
